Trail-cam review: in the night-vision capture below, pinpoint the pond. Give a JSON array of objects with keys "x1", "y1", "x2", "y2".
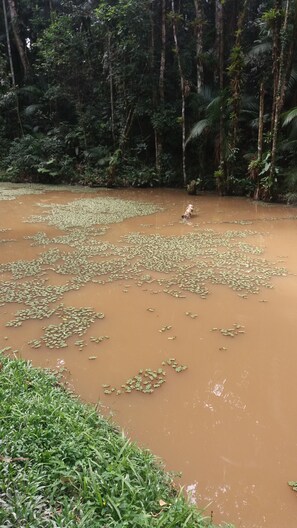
[{"x1": 1, "y1": 183, "x2": 297, "y2": 527}]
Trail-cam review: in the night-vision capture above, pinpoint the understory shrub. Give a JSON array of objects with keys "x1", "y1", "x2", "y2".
[{"x1": 4, "y1": 134, "x2": 75, "y2": 183}]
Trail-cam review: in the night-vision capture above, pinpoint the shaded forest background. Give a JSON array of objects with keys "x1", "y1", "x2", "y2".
[{"x1": 1, "y1": 0, "x2": 297, "y2": 200}]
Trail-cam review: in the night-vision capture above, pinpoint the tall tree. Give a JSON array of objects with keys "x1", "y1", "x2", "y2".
[
  {"x1": 269, "y1": 0, "x2": 292, "y2": 193},
  {"x1": 215, "y1": 0, "x2": 225, "y2": 193},
  {"x1": 154, "y1": 0, "x2": 167, "y2": 176},
  {"x1": 228, "y1": 0, "x2": 248, "y2": 184},
  {"x1": 7, "y1": 0, "x2": 30, "y2": 78},
  {"x1": 171, "y1": 0, "x2": 187, "y2": 185},
  {"x1": 2, "y1": 0, "x2": 15, "y2": 86},
  {"x1": 2, "y1": 0, "x2": 23, "y2": 135},
  {"x1": 193, "y1": 0, "x2": 204, "y2": 94}
]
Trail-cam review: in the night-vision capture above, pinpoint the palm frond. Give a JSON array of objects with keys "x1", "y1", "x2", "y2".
[
  {"x1": 246, "y1": 41, "x2": 271, "y2": 59},
  {"x1": 241, "y1": 95, "x2": 259, "y2": 114},
  {"x1": 286, "y1": 67, "x2": 297, "y2": 94},
  {"x1": 279, "y1": 139, "x2": 297, "y2": 152},
  {"x1": 188, "y1": 85, "x2": 218, "y2": 112},
  {"x1": 186, "y1": 119, "x2": 210, "y2": 144},
  {"x1": 282, "y1": 107, "x2": 297, "y2": 127},
  {"x1": 17, "y1": 85, "x2": 43, "y2": 97},
  {"x1": 284, "y1": 167, "x2": 297, "y2": 191},
  {"x1": 206, "y1": 96, "x2": 221, "y2": 113},
  {"x1": 24, "y1": 104, "x2": 41, "y2": 117}
]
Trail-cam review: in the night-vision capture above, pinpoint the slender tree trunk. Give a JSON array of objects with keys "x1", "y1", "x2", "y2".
[
  {"x1": 254, "y1": 80, "x2": 265, "y2": 200},
  {"x1": 159, "y1": 0, "x2": 166, "y2": 103},
  {"x1": 228, "y1": 0, "x2": 248, "y2": 185},
  {"x1": 2, "y1": 0, "x2": 15, "y2": 86},
  {"x1": 155, "y1": 0, "x2": 166, "y2": 176},
  {"x1": 120, "y1": 105, "x2": 135, "y2": 151},
  {"x1": 283, "y1": 1, "x2": 297, "y2": 93},
  {"x1": 269, "y1": 0, "x2": 291, "y2": 191},
  {"x1": 150, "y1": 0, "x2": 159, "y2": 175},
  {"x1": 193, "y1": 0, "x2": 203, "y2": 93},
  {"x1": 7, "y1": 0, "x2": 30, "y2": 78},
  {"x1": 257, "y1": 81, "x2": 265, "y2": 163},
  {"x1": 215, "y1": 0, "x2": 224, "y2": 93},
  {"x1": 107, "y1": 33, "x2": 115, "y2": 145},
  {"x1": 271, "y1": 0, "x2": 282, "y2": 135},
  {"x1": 215, "y1": 0, "x2": 224, "y2": 194},
  {"x1": 230, "y1": 0, "x2": 248, "y2": 152},
  {"x1": 2, "y1": 0, "x2": 23, "y2": 135},
  {"x1": 171, "y1": 0, "x2": 186, "y2": 186}
]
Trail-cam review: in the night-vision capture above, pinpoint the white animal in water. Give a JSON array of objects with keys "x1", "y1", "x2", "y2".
[{"x1": 182, "y1": 204, "x2": 194, "y2": 220}]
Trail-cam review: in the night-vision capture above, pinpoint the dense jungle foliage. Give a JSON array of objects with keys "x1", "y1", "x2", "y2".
[{"x1": 1, "y1": 0, "x2": 297, "y2": 200}]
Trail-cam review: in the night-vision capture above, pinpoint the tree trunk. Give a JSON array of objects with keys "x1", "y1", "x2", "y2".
[
  {"x1": 230, "y1": 0, "x2": 248, "y2": 152},
  {"x1": 171, "y1": 0, "x2": 187, "y2": 186},
  {"x1": 2, "y1": 0, "x2": 15, "y2": 86},
  {"x1": 2, "y1": 0, "x2": 23, "y2": 135},
  {"x1": 7, "y1": 0, "x2": 30, "y2": 78},
  {"x1": 257, "y1": 82, "x2": 265, "y2": 163},
  {"x1": 150, "y1": 0, "x2": 160, "y2": 175},
  {"x1": 107, "y1": 33, "x2": 115, "y2": 145},
  {"x1": 254, "y1": 81, "x2": 265, "y2": 200},
  {"x1": 270, "y1": 0, "x2": 282, "y2": 135},
  {"x1": 215, "y1": 0, "x2": 225, "y2": 194},
  {"x1": 215, "y1": 0, "x2": 224, "y2": 93},
  {"x1": 228, "y1": 0, "x2": 248, "y2": 185},
  {"x1": 269, "y1": 0, "x2": 291, "y2": 191},
  {"x1": 193, "y1": 0, "x2": 203, "y2": 93},
  {"x1": 159, "y1": 0, "x2": 166, "y2": 103},
  {"x1": 119, "y1": 105, "x2": 135, "y2": 152},
  {"x1": 155, "y1": 0, "x2": 167, "y2": 176}
]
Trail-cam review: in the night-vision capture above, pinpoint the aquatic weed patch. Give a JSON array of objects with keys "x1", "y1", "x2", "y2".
[
  {"x1": 1, "y1": 279, "x2": 71, "y2": 312},
  {"x1": 25, "y1": 197, "x2": 162, "y2": 229},
  {"x1": 102, "y1": 358, "x2": 188, "y2": 396},
  {"x1": 0, "y1": 248, "x2": 62, "y2": 279},
  {"x1": 0, "y1": 230, "x2": 288, "y2": 354},
  {"x1": 0, "y1": 194, "x2": 289, "y2": 357},
  {"x1": 25, "y1": 227, "x2": 108, "y2": 248},
  {"x1": 0, "y1": 182, "x2": 103, "y2": 201},
  {"x1": 211, "y1": 323, "x2": 245, "y2": 337},
  {"x1": 31, "y1": 306, "x2": 104, "y2": 349},
  {"x1": 0, "y1": 353, "x2": 211, "y2": 528},
  {"x1": 0, "y1": 228, "x2": 15, "y2": 244},
  {"x1": 20, "y1": 201, "x2": 289, "y2": 299},
  {"x1": 0, "y1": 187, "x2": 44, "y2": 201}
]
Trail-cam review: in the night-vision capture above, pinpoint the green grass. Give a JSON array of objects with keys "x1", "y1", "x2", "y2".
[{"x1": 0, "y1": 352, "x2": 227, "y2": 528}]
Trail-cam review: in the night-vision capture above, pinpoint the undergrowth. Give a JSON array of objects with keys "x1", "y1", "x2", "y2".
[{"x1": 0, "y1": 353, "x2": 229, "y2": 528}]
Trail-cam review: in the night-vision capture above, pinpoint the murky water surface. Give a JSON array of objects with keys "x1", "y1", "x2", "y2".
[{"x1": 1, "y1": 183, "x2": 297, "y2": 527}]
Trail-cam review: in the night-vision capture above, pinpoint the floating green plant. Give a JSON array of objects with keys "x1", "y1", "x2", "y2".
[
  {"x1": 90, "y1": 336, "x2": 109, "y2": 344},
  {"x1": 25, "y1": 306, "x2": 104, "y2": 349},
  {"x1": 0, "y1": 186, "x2": 43, "y2": 201},
  {"x1": 159, "y1": 325, "x2": 172, "y2": 333},
  {"x1": 211, "y1": 323, "x2": 245, "y2": 337},
  {"x1": 102, "y1": 359, "x2": 187, "y2": 397},
  {"x1": 25, "y1": 197, "x2": 162, "y2": 230},
  {"x1": 185, "y1": 312, "x2": 198, "y2": 318},
  {"x1": 0, "y1": 194, "x2": 290, "y2": 357}
]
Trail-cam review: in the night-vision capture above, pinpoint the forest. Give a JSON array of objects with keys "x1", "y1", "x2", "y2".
[{"x1": 1, "y1": 0, "x2": 297, "y2": 201}]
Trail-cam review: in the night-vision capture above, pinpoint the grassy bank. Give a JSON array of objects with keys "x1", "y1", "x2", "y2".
[{"x1": 0, "y1": 352, "x2": 228, "y2": 528}]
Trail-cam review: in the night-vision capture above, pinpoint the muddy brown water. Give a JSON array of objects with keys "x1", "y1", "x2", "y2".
[{"x1": 1, "y1": 185, "x2": 297, "y2": 527}]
